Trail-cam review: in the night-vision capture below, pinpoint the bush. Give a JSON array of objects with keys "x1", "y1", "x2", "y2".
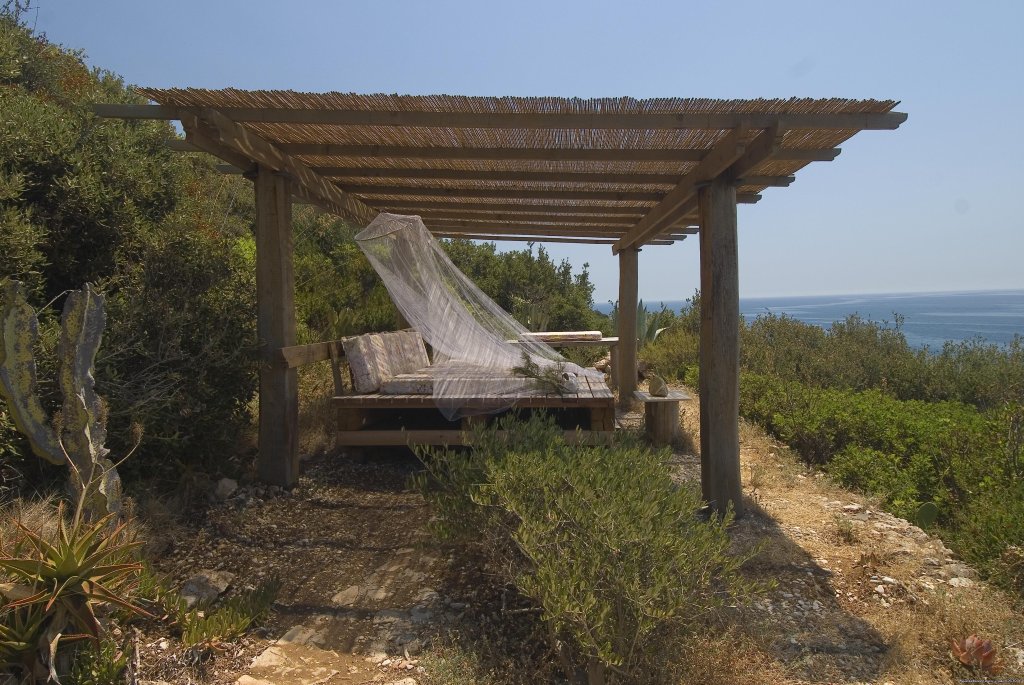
[
  {"x1": 641, "y1": 326, "x2": 698, "y2": 381},
  {"x1": 415, "y1": 415, "x2": 759, "y2": 683},
  {"x1": 950, "y1": 481, "x2": 1024, "y2": 592}
]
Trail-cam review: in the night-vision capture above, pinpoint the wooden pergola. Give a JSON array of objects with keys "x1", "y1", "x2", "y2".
[{"x1": 97, "y1": 91, "x2": 906, "y2": 515}]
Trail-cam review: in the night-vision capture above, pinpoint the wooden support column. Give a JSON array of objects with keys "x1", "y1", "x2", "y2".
[
  {"x1": 255, "y1": 165, "x2": 299, "y2": 486},
  {"x1": 617, "y1": 247, "x2": 639, "y2": 409},
  {"x1": 698, "y1": 179, "x2": 743, "y2": 517}
]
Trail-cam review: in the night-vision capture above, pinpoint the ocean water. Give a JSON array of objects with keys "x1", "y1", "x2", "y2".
[{"x1": 594, "y1": 290, "x2": 1024, "y2": 349}]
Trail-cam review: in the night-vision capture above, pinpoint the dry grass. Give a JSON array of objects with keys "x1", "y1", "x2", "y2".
[{"x1": 671, "y1": 384, "x2": 1024, "y2": 685}]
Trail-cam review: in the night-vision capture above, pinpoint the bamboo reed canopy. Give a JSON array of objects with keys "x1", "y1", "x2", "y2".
[{"x1": 96, "y1": 91, "x2": 906, "y2": 251}]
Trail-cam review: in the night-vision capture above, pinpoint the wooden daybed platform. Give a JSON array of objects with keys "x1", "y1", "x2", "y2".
[{"x1": 331, "y1": 331, "x2": 615, "y2": 448}]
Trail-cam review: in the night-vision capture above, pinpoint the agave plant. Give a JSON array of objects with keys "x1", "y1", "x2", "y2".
[
  {"x1": 0, "y1": 497, "x2": 150, "y2": 680},
  {"x1": 950, "y1": 634, "x2": 1002, "y2": 674}
]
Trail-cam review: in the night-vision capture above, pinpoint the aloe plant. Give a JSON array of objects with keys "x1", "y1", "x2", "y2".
[
  {"x1": 0, "y1": 496, "x2": 149, "y2": 681},
  {"x1": 607, "y1": 299, "x2": 673, "y2": 347}
]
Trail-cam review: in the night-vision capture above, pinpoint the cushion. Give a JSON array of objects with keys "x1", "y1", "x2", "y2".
[
  {"x1": 380, "y1": 371, "x2": 434, "y2": 395},
  {"x1": 379, "y1": 330, "x2": 430, "y2": 376},
  {"x1": 342, "y1": 334, "x2": 392, "y2": 393}
]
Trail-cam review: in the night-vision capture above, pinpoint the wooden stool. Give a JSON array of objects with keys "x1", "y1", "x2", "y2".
[{"x1": 633, "y1": 390, "x2": 690, "y2": 447}]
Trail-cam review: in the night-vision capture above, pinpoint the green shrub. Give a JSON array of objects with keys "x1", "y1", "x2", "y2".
[
  {"x1": 415, "y1": 415, "x2": 759, "y2": 683},
  {"x1": 69, "y1": 638, "x2": 129, "y2": 685},
  {"x1": 950, "y1": 481, "x2": 1024, "y2": 592},
  {"x1": 179, "y1": 577, "x2": 281, "y2": 650},
  {"x1": 641, "y1": 326, "x2": 698, "y2": 381}
]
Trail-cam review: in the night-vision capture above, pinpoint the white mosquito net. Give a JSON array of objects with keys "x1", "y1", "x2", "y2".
[{"x1": 354, "y1": 213, "x2": 605, "y2": 419}]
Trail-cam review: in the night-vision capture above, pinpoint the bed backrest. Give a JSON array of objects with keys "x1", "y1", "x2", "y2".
[{"x1": 342, "y1": 330, "x2": 429, "y2": 393}]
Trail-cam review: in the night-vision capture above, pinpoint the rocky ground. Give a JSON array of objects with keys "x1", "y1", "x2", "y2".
[{"x1": 137, "y1": 388, "x2": 1024, "y2": 685}]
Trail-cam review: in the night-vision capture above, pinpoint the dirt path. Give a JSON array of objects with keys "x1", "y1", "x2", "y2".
[{"x1": 144, "y1": 393, "x2": 1023, "y2": 684}]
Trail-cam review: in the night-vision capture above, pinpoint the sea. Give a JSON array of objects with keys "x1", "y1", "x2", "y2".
[{"x1": 594, "y1": 290, "x2": 1024, "y2": 350}]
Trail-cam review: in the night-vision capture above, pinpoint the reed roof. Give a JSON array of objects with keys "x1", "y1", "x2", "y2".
[{"x1": 106, "y1": 89, "x2": 906, "y2": 249}]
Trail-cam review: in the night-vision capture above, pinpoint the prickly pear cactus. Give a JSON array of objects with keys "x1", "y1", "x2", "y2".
[{"x1": 0, "y1": 280, "x2": 122, "y2": 519}]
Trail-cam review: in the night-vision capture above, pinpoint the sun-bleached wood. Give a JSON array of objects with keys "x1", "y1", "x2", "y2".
[
  {"x1": 617, "y1": 248, "x2": 640, "y2": 407},
  {"x1": 698, "y1": 179, "x2": 742, "y2": 517}
]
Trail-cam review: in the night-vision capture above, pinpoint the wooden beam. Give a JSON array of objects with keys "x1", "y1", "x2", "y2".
[
  {"x1": 363, "y1": 200, "x2": 649, "y2": 216},
  {"x1": 339, "y1": 184, "x2": 664, "y2": 202},
  {"x1": 736, "y1": 175, "x2": 795, "y2": 187},
  {"x1": 179, "y1": 108, "x2": 377, "y2": 224},
  {"x1": 279, "y1": 143, "x2": 839, "y2": 163},
  {"x1": 614, "y1": 127, "x2": 780, "y2": 252},
  {"x1": 282, "y1": 144, "x2": 708, "y2": 162},
  {"x1": 167, "y1": 139, "x2": 200, "y2": 152},
  {"x1": 416, "y1": 210, "x2": 634, "y2": 226},
  {"x1": 312, "y1": 167, "x2": 682, "y2": 185},
  {"x1": 255, "y1": 167, "x2": 299, "y2": 487},
  {"x1": 433, "y1": 232, "x2": 677, "y2": 246},
  {"x1": 698, "y1": 178, "x2": 742, "y2": 517},
  {"x1": 276, "y1": 340, "x2": 346, "y2": 369},
  {"x1": 617, "y1": 248, "x2": 639, "y2": 408},
  {"x1": 425, "y1": 224, "x2": 635, "y2": 237},
  {"x1": 613, "y1": 128, "x2": 749, "y2": 253},
  {"x1": 96, "y1": 103, "x2": 907, "y2": 130}
]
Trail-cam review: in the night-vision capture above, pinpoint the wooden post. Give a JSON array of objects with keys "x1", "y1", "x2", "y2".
[
  {"x1": 697, "y1": 179, "x2": 743, "y2": 517},
  {"x1": 617, "y1": 247, "x2": 639, "y2": 408},
  {"x1": 255, "y1": 165, "x2": 299, "y2": 486}
]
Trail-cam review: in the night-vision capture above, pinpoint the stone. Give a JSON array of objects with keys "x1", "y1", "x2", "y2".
[
  {"x1": 947, "y1": 576, "x2": 974, "y2": 587},
  {"x1": 180, "y1": 569, "x2": 235, "y2": 608},
  {"x1": 842, "y1": 503, "x2": 863, "y2": 513},
  {"x1": 385, "y1": 679, "x2": 418, "y2": 685},
  {"x1": 215, "y1": 477, "x2": 238, "y2": 500},
  {"x1": 332, "y1": 585, "x2": 361, "y2": 606}
]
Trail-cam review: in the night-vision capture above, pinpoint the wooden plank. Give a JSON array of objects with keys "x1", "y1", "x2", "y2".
[
  {"x1": 332, "y1": 393, "x2": 613, "y2": 410},
  {"x1": 283, "y1": 143, "x2": 840, "y2": 163},
  {"x1": 432, "y1": 233, "x2": 676, "y2": 246},
  {"x1": 276, "y1": 340, "x2": 346, "y2": 368},
  {"x1": 426, "y1": 224, "x2": 630, "y2": 236},
  {"x1": 180, "y1": 108, "x2": 377, "y2": 224},
  {"x1": 363, "y1": 200, "x2": 648, "y2": 215},
  {"x1": 335, "y1": 429, "x2": 613, "y2": 447},
  {"x1": 698, "y1": 179, "x2": 742, "y2": 517},
  {"x1": 340, "y1": 184, "x2": 664, "y2": 202},
  {"x1": 255, "y1": 167, "x2": 299, "y2": 487},
  {"x1": 96, "y1": 104, "x2": 907, "y2": 131},
  {"x1": 414, "y1": 210, "x2": 634, "y2": 226},
  {"x1": 617, "y1": 248, "x2": 639, "y2": 408},
  {"x1": 312, "y1": 167, "x2": 683, "y2": 185}
]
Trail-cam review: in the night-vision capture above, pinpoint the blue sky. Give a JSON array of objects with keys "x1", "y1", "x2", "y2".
[{"x1": 30, "y1": 0, "x2": 1024, "y2": 301}]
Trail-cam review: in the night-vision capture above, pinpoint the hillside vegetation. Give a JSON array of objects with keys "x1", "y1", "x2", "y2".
[
  {"x1": 644, "y1": 295, "x2": 1024, "y2": 596},
  {"x1": 0, "y1": 12, "x2": 600, "y2": 488}
]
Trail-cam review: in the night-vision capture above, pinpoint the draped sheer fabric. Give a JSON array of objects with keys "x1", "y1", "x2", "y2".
[{"x1": 355, "y1": 213, "x2": 603, "y2": 419}]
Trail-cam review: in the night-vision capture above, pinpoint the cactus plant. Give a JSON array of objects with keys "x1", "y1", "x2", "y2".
[{"x1": 0, "y1": 280, "x2": 121, "y2": 519}]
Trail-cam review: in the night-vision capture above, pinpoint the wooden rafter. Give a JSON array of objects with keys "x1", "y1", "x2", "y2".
[
  {"x1": 179, "y1": 108, "x2": 377, "y2": 224},
  {"x1": 339, "y1": 184, "x2": 664, "y2": 202}
]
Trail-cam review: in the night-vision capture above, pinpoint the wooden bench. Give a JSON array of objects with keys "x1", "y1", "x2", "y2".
[{"x1": 633, "y1": 389, "x2": 690, "y2": 447}]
